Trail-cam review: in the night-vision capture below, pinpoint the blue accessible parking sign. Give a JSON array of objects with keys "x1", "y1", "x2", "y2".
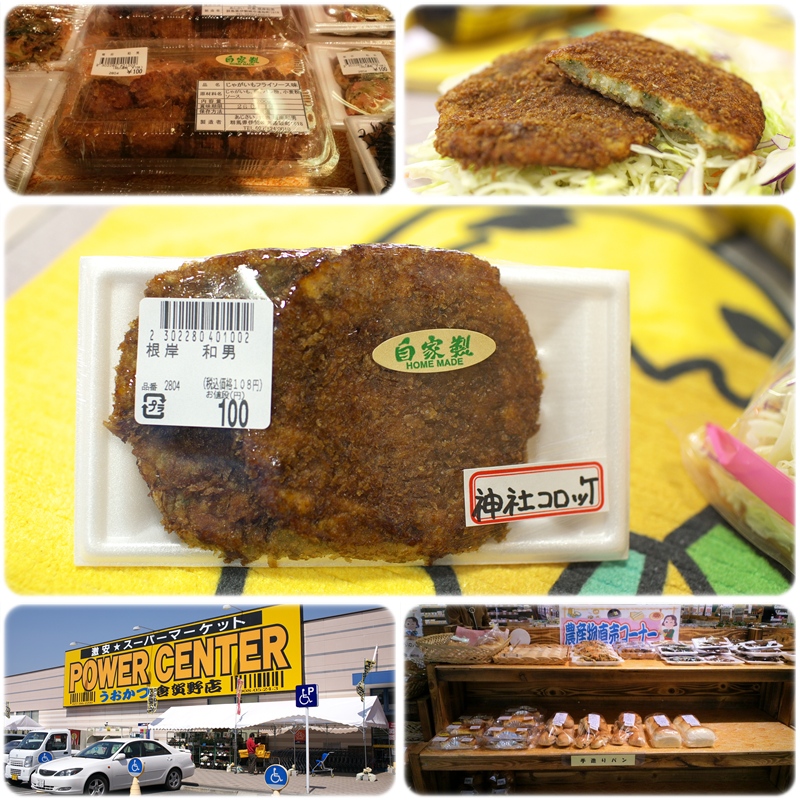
[
  {"x1": 265, "y1": 764, "x2": 289, "y2": 790},
  {"x1": 127, "y1": 757, "x2": 144, "y2": 776},
  {"x1": 295, "y1": 684, "x2": 318, "y2": 707},
  {"x1": 38, "y1": 752, "x2": 53, "y2": 764}
]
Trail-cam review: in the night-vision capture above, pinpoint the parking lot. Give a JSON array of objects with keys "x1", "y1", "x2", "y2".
[{"x1": 4, "y1": 768, "x2": 395, "y2": 795}]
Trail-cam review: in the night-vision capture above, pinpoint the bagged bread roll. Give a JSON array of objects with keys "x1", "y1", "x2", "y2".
[
  {"x1": 674, "y1": 714, "x2": 717, "y2": 747},
  {"x1": 538, "y1": 712, "x2": 575, "y2": 747},
  {"x1": 644, "y1": 713, "x2": 682, "y2": 748},
  {"x1": 611, "y1": 711, "x2": 646, "y2": 747},
  {"x1": 574, "y1": 714, "x2": 610, "y2": 749}
]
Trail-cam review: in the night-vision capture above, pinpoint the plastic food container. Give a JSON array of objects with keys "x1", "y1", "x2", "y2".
[
  {"x1": 300, "y1": 4, "x2": 394, "y2": 38},
  {"x1": 5, "y1": 71, "x2": 67, "y2": 192},
  {"x1": 54, "y1": 41, "x2": 338, "y2": 178},
  {"x1": 75, "y1": 256, "x2": 629, "y2": 567},
  {"x1": 5, "y1": 4, "x2": 87, "y2": 70},
  {"x1": 344, "y1": 115, "x2": 393, "y2": 193},
  {"x1": 83, "y1": 4, "x2": 304, "y2": 43},
  {"x1": 308, "y1": 40, "x2": 394, "y2": 129}
]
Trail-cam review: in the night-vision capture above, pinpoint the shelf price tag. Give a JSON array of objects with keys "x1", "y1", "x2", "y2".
[{"x1": 570, "y1": 754, "x2": 637, "y2": 767}]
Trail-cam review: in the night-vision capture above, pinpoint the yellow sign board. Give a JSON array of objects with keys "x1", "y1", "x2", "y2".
[{"x1": 64, "y1": 606, "x2": 303, "y2": 707}]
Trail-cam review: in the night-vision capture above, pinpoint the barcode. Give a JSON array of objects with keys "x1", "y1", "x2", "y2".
[
  {"x1": 159, "y1": 300, "x2": 255, "y2": 332},
  {"x1": 344, "y1": 56, "x2": 384, "y2": 69},
  {"x1": 70, "y1": 690, "x2": 96, "y2": 704},
  {"x1": 97, "y1": 55, "x2": 141, "y2": 67}
]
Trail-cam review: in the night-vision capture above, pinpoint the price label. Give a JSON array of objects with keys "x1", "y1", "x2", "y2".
[{"x1": 134, "y1": 297, "x2": 273, "y2": 429}]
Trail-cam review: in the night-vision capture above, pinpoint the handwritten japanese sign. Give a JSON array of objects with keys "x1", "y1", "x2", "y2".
[
  {"x1": 463, "y1": 460, "x2": 604, "y2": 526},
  {"x1": 559, "y1": 606, "x2": 681, "y2": 646},
  {"x1": 63, "y1": 606, "x2": 302, "y2": 707}
]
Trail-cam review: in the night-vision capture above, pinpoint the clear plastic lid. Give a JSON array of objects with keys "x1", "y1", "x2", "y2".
[
  {"x1": 300, "y1": 5, "x2": 394, "y2": 37},
  {"x1": 308, "y1": 40, "x2": 394, "y2": 129},
  {"x1": 5, "y1": 4, "x2": 88, "y2": 70},
  {"x1": 84, "y1": 5, "x2": 304, "y2": 44},
  {"x1": 54, "y1": 41, "x2": 339, "y2": 178}
]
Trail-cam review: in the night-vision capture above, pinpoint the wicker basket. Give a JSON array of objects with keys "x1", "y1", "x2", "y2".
[{"x1": 416, "y1": 632, "x2": 509, "y2": 664}]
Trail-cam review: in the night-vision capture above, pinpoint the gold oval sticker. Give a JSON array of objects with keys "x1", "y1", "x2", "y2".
[
  {"x1": 372, "y1": 329, "x2": 496, "y2": 374},
  {"x1": 215, "y1": 54, "x2": 270, "y2": 68}
]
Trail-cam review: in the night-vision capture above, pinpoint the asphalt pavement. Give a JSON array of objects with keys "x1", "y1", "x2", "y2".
[{"x1": 3, "y1": 768, "x2": 396, "y2": 796}]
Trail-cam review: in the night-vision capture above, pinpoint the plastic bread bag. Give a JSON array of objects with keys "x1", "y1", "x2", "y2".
[
  {"x1": 481, "y1": 726, "x2": 536, "y2": 750},
  {"x1": 537, "y1": 713, "x2": 575, "y2": 747},
  {"x1": 574, "y1": 714, "x2": 611, "y2": 749},
  {"x1": 682, "y1": 336, "x2": 795, "y2": 571},
  {"x1": 611, "y1": 712, "x2": 646, "y2": 747},
  {"x1": 673, "y1": 714, "x2": 717, "y2": 747},
  {"x1": 644, "y1": 713, "x2": 682, "y2": 748},
  {"x1": 502, "y1": 706, "x2": 544, "y2": 726}
]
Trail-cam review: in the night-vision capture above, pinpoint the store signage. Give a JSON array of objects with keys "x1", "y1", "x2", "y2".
[
  {"x1": 570, "y1": 754, "x2": 637, "y2": 767},
  {"x1": 63, "y1": 606, "x2": 303, "y2": 707},
  {"x1": 559, "y1": 606, "x2": 680, "y2": 646}
]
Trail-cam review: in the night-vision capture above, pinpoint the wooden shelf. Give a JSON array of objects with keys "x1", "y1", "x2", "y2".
[
  {"x1": 409, "y1": 658, "x2": 795, "y2": 793},
  {"x1": 412, "y1": 716, "x2": 793, "y2": 770}
]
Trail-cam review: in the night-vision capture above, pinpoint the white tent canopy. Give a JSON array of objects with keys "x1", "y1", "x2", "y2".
[
  {"x1": 149, "y1": 696, "x2": 388, "y2": 734},
  {"x1": 4, "y1": 715, "x2": 43, "y2": 731}
]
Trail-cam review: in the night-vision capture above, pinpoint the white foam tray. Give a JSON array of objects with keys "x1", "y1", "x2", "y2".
[{"x1": 75, "y1": 256, "x2": 630, "y2": 567}]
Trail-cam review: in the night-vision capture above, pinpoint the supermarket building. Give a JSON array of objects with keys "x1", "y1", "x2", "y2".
[{"x1": 4, "y1": 606, "x2": 395, "y2": 772}]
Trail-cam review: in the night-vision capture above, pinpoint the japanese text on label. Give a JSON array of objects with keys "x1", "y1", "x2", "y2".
[
  {"x1": 134, "y1": 297, "x2": 273, "y2": 429},
  {"x1": 196, "y1": 80, "x2": 309, "y2": 134},
  {"x1": 464, "y1": 461, "x2": 605, "y2": 526},
  {"x1": 337, "y1": 50, "x2": 391, "y2": 76},
  {"x1": 91, "y1": 47, "x2": 148, "y2": 76}
]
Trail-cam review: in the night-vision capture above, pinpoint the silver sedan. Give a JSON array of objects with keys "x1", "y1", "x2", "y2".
[{"x1": 30, "y1": 738, "x2": 194, "y2": 795}]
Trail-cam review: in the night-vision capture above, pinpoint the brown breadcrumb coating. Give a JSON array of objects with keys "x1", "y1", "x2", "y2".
[
  {"x1": 546, "y1": 30, "x2": 765, "y2": 157},
  {"x1": 241, "y1": 244, "x2": 542, "y2": 565},
  {"x1": 434, "y1": 41, "x2": 657, "y2": 171},
  {"x1": 105, "y1": 248, "x2": 326, "y2": 564},
  {"x1": 106, "y1": 245, "x2": 543, "y2": 565}
]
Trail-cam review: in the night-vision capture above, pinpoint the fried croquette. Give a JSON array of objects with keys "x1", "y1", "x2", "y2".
[
  {"x1": 242, "y1": 244, "x2": 543, "y2": 564},
  {"x1": 433, "y1": 41, "x2": 657, "y2": 171},
  {"x1": 546, "y1": 30, "x2": 766, "y2": 157},
  {"x1": 106, "y1": 245, "x2": 543, "y2": 565},
  {"x1": 105, "y1": 248, "x2": 325, "y2": 565}
]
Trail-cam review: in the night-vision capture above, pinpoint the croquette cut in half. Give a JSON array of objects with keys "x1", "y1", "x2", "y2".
[
  {"x1": 546, "y1": 30, "x2": 766, "y2": 157},
  {"x1": 106, "y1": 244, "x2": 544, "y2": 565},
  {"x1": 433, "y1": 40, "x2": 658, "y2": 171}
]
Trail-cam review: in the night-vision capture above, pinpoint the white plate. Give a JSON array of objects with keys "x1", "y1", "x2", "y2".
[
  {"x1": 508, "y1": 629, "x2": 531, "y2": 646},
  {"x1": 75, "y1": 257, "x2": 629, "y2": 567}
]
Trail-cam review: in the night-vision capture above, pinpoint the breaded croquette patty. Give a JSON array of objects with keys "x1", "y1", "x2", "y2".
[
  {"x1": 434, "y1": 41, "x2": 657, "y2": 171},
  {"x1": 547, "y1": 30, "x2": 765, "y2": 157},
  {"x1": 107, "y1": 245, "x2": 544, "y2": 565}
]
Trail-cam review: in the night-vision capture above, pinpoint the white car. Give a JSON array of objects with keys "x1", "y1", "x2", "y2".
[{"x1": 31, "y1": 738, "x2": 194, "y2": 795}]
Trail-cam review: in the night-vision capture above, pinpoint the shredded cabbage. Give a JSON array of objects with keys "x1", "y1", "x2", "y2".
[{"x1": 407, "y1": 20, "x2": 795, "y2": 196}]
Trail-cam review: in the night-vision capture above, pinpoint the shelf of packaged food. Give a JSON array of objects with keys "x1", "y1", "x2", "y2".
[{"x1": 409, "y1": 659, "x2": 794, "y2": 793}]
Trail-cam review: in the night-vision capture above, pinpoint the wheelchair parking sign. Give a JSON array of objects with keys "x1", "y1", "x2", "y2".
[
  {"x1": 265, "y1": 764, "x2": 289, "y2": 790},
  {"x1": 295, "y1": 683, "x2": 318, "y2": 707},
  {"x1": 38, "y1": 753, "x2": 53, "y2": 764},
  {"x1": 127, "y1": 757, "x2": 144, "y2": 776}
]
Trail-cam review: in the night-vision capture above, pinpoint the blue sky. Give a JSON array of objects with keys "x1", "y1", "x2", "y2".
[{"x1": 4, "y1": 604, "x2": 381, "y2": 676}]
